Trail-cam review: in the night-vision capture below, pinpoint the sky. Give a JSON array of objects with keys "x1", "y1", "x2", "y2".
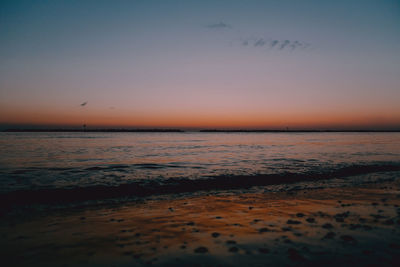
[{"x1": 0, "y1": 0, "x2": 399, "y2": 130}]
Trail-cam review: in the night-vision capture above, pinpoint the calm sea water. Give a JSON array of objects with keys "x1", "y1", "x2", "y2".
[{"x1": 0, "y1": 132, "x2": 400, "y2": 196}]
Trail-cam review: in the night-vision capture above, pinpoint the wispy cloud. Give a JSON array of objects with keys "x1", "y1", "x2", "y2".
[
  {"x1": 279, "y1": 40, "x2": 290, "y2": 50},
  {"x1": 204, "y1": 22, "x2": 311, "y2": 52},
  {"x1": 206, "y1": 22, "x2": 231, "y2": 29},
  {"x1": 254, "y1": 38, "x2": 266, "y2": 47},
  {"x1": 270, "y1": 40, "x2": 279, "y2": 48},
  {"x1": 240, "y1": 38, "x2": 310, "y2": 51}
]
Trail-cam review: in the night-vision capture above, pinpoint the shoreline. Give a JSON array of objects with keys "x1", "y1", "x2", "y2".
[
  {"x1": 2, "y1": 166, "x2": 399, "y2": 211},
  {"x1": 1, "y1": 177, "x2": 400, "y2": 266}
]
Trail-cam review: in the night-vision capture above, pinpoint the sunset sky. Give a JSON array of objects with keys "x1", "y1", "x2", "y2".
[{"x1": 1, "y1": 0, "x2": 399, "y2": 129}]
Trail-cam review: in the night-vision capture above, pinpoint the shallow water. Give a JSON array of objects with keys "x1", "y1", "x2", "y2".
[{"x1": 0, "y1": 132, "x2": 400, "y2": 196}]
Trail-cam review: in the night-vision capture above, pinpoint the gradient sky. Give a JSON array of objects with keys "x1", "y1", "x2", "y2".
[{"x1": 1, "y1": 0, "x2": 399, "y2": 129}]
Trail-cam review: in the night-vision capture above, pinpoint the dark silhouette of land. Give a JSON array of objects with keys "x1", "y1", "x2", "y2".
[
  {"x1": 3, "y1": 128, "x2": 184, "y2": 132},
  {"x1": 199, "y1": 129, "x2": 400, "y2": 132},
  {"x1": 3, "y1": 128, "x2": 400, "y2": 132}
]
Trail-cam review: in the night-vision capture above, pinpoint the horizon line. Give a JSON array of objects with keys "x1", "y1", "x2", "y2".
[{"x1": 3, "y1": 128, "x2": 400, "y2": 133}]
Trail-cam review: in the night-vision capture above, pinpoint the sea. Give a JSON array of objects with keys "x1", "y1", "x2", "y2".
[{"x1": 1, "y1": 132, "x2": 400, "y2": 207}]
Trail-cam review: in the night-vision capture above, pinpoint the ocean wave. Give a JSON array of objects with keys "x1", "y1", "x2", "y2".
[{"x1": 1, "y1": 162, "x2": 399, "y2": 210}]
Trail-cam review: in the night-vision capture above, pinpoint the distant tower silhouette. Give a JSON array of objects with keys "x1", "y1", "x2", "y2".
[{"x1": 83, "y1": 124, "x2": 86, "y2": 132}]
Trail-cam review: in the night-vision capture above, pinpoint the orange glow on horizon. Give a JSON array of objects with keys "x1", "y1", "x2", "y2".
[{"x1": 1, "y1": 105, "x2": 400, "y2": 130}]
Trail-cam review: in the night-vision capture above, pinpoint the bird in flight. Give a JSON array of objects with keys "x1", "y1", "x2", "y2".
[{"x1": 80, "y1": 101, "x2": 88, "y2": 106}]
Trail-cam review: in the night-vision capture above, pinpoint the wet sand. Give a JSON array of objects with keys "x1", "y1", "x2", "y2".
[{"x1": 1, "y1": 179, "x2": 400, "y2": 266}]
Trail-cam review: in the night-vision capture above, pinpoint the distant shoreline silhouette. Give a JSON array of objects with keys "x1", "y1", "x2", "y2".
[
  {"x1": 3, "y1": 128, "x2": 184, "y2": 133},
  {"x1": 3, "y1": 128, "x2": 400, "y2": 133}
]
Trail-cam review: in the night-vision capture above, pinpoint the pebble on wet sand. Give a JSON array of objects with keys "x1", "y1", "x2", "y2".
[
  {"x1": 194, "y1": 247, "x2": 208, "y2": 253},
  {"x1": 259, "y1": 227, "x2": 271, "y2": 233},
  {"x1": 322, "y1": 223, "x2": 333, "y2": 229},
  {"x1": 211, "y1": 232, "x2": 220, "y2": 238}
]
